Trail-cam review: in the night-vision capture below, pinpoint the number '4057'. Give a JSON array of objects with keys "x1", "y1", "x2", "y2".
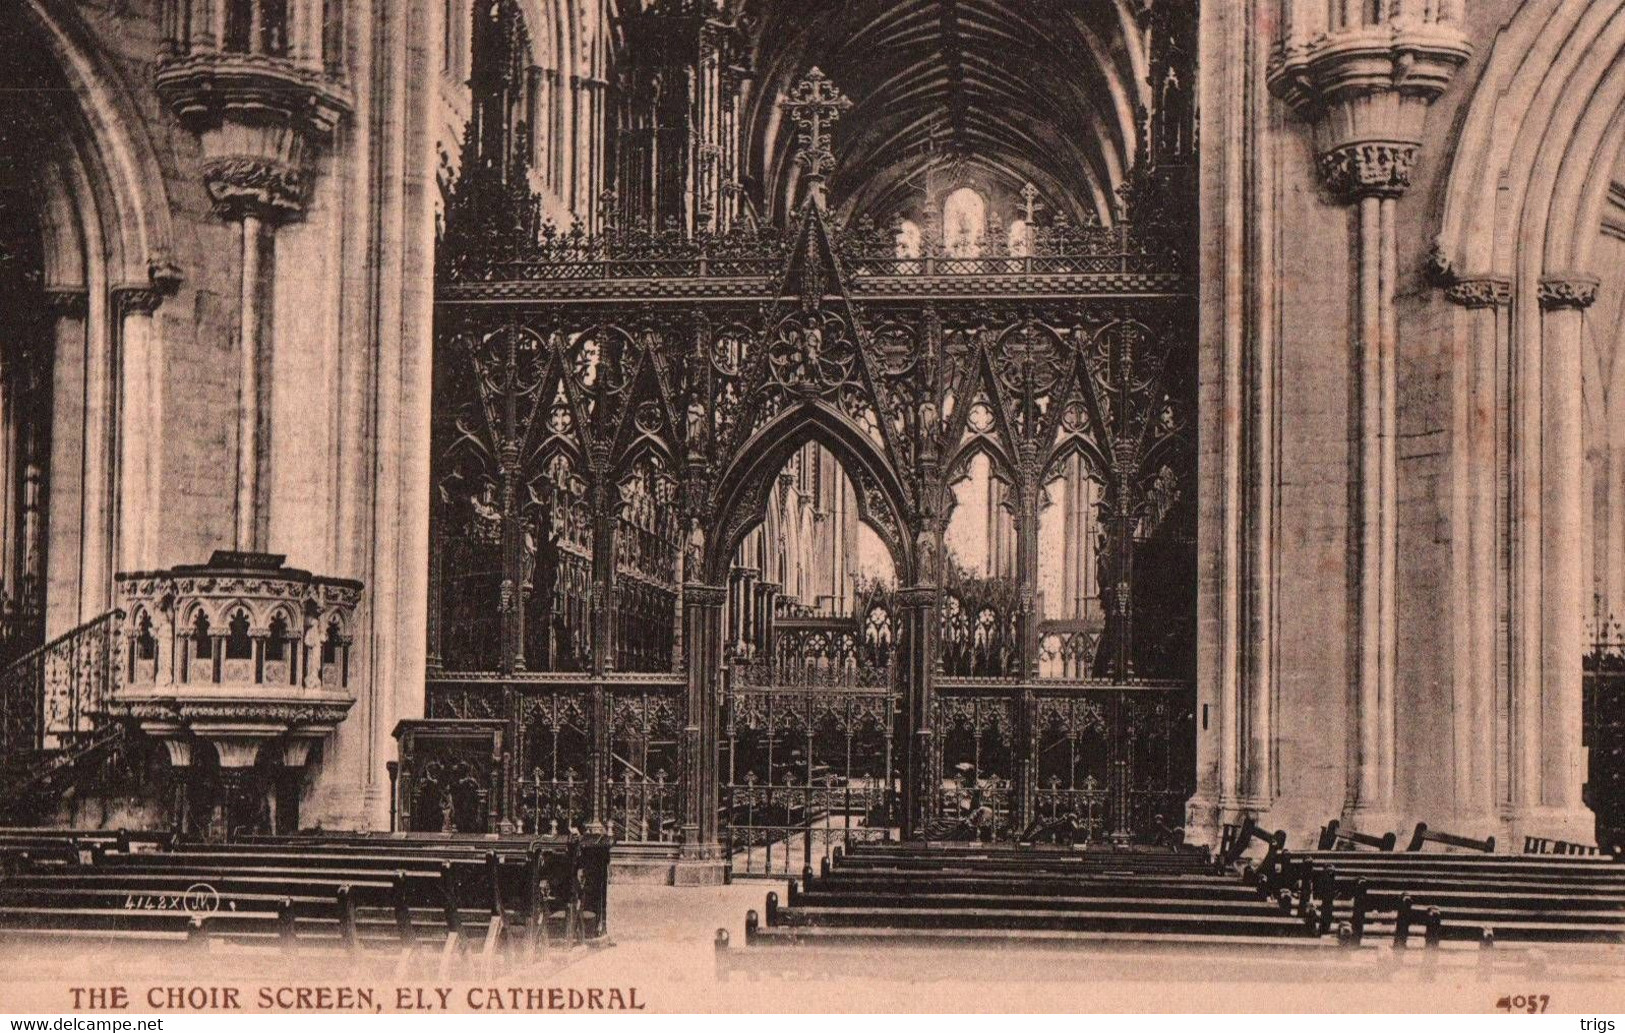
[{"x1": 1494, "y1": 995, "x2": 1549, "y2": 1013}]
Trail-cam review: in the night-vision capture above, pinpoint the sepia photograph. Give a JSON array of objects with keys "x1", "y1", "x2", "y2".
[{"x1": 0, "y1": 0, "x2": 1620, "y2": 1020}]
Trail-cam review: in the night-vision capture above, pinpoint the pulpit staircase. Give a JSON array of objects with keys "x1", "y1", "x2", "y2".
[{"x1": 0, "y1": 610, "x2": 127, "y2": 824}]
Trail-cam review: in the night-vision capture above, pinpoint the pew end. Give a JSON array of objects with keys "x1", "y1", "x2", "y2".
[{"x1": 1407, "y1": 822, "x2": 1496, "y2": 854}]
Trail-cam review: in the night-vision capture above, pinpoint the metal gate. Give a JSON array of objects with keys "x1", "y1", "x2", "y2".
[{"x1": 721, "y1": 610, "x2": 900, "y2": 875}]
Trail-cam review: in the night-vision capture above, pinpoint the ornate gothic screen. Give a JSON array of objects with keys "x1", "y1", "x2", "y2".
[{"x1": 428, "y1": 0, "x2": 1199, "y2": 859}]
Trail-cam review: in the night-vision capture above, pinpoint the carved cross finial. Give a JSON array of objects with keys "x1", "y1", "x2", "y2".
[
  {"x1": 1020, "y1": 182, "x2": 1044, "y2": 224},
  {"x1": 781, "y1": 67, "x2": 852, "y2": 201}
]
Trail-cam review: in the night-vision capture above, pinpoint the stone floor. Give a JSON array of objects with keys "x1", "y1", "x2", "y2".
[
  {"x1": 5, "y1": 879, "x2": 1625, "y2": 1013},
  {"x1": 515, "y1": 879, "x2": 1625, "y2": 1013}
]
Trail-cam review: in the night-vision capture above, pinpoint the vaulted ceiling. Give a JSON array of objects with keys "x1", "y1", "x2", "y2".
[{"x1": 736, "y1": 0, "x2": 1151, "y2": 225}]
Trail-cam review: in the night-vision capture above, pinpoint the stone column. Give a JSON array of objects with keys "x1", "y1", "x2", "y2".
[
  {"x1": 1269, "y1": 6, "x2": 1468, "y2": 833},
  {"x1": 1309, "y1": 145, "x2": 1418, "y2": 830},
  {"x1": 1442, "y1": 275, "x2": 1512, "y2": 835},
  {"x1": 111, "y1": 282, "x2": 175, "y2": 573},
  {"x1": 202, "y1": 158, "x2": 306, "y2": 553},
  {"x1": 1060, "y1": 458, "x2": 1077, "y2": 621},
  {"x1": 677, "y1": 582, "x2": 727, "y2": 883},
  {"x1": 1013, "y1": 474, "x2": 1041, "y2": 831},
  {"x1": 40, "y1": 289, "x2": 88, "y2": 636},
  {"x1": 1532, "y1": 275, "x2": 1600, "y2": 840},
  {"x1": 896, "y1": 584, "x2": 937, "y2": 838}
]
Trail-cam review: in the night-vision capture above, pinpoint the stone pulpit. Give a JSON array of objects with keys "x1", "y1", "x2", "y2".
[{"x1": 113, "y1": 551, "x2": 361, "y2": 837}]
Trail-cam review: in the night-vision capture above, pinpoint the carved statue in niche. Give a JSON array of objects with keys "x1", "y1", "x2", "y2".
[
  {"x1": 450, "y1": 761, "x2": 485, "y2": 832},
  {"x1": 684, "y1": 519, "x2": 706, "y2": 580},
  {"x1": 468, "y1": 478, "x2": 502, "y2": 543},
  {"x1": 413, "y1": 760, "x2": 445, "y2": 833},
  {"x1": 917, "y1": 401, "x2": 939, "y2": 462},
  {"x1": 916, "y1": 528, "x2": 940, "y2": 584},
  {"x1": 302, "y1": 613, "x2": 323, "y2": 689},
  {"x1": 155, "y1": 598, "x2": 176, "y2": 687},
  {"x1": 687, "y1": 398, "x2": 708, "y2": 453}
]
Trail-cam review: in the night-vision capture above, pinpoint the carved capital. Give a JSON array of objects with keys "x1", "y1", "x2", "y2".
[
  {"x1": 1538, "y1": 275, "x2": 1600, "y2": 311},
  {"x1": 894, "y1": 585, "x2": 939, "y2": 609},
  {"x1": 112, "y1": 285, "x2": 167, "y2": 318},
  {"x1": 1317, "y1": 141, "x2": 1417, "y2": 202},
  {"x1": 203, "y1": 156, "x2": 307, "y2": 222},
  {"x1": 41, "y1": 288, "x2": 88, "y2": 320},
  {"x1": 148, "y1": 254, "x2": 185, "y2": 294},
  {"x1": 683, "y1": 583, "x2": 728, "y2": 608},
  {"x1": 1444, "y1": 276, "x2": 1513, "y2": 309}
]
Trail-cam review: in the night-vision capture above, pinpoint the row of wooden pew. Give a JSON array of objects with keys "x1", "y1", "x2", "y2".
[
  {"x1": 0, "y1": 828, "x2": 610, "y2": 968},
  {"x1": 719, "y1": 823, "x2": 1625, "y2": 976},
  {"x1": 736, "y1": 842, "x2": 1319, "y2": 949},
  {"x1": 1223, "y1": 816, "x2": 1625, "y2": 949}
]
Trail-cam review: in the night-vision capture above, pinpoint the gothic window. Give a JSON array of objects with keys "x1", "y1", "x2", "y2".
[
  {"x1": 321, "y1": 621, "x2": 340, "y2": 666},
  {"x1": 128, "y1": 611, "x2": 158, "y2": 685},
  {"x1": 191, "y1": 613, "x2": 213, "y2": 660},
  {"x1": 1008, "y1": 218, "x2": 1033, "y2": 258},
  {"x1": 225, "y1": 609, "x2": 253, "y2": 661},
  {"x1": 260, "y1": 0, "x2": 289, "y2": 54},
  {"x1": 941, "y1": 452, "x2": 1019, "y2": 677},
  {"x1": 184, "y1": 611, "x2": 213, "y2": 684},
  {"x1": 943, "y1": 187, "x2": 986, "y2": 258},
  {"x1": 136, "y1": 613, "x2": 157, "y2": 661},
  {"x1": 613, "y1": 454, "x2": 680, "y2": 673},
  {"x1": 224, "y1": 0, "x2": 289, "y2": 56},
  {"x1": 895, "y1": 219, "x2": 922, "y2": 260},
  {"x1": 1037, "y1": 455, "x2": 1106, "y2": 679},
  {"x1": 321, "y1": 618, "x2": 351, "y2": 687},
  {"x1": 266, "y1": 614, "x2": 289, "y2": 663}
]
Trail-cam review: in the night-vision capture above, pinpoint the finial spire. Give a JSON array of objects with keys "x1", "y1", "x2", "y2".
[
  {"x1": 1019, "y1": 182, "x2": 1044, "y2": 224},
  {"x1": 780, "y1": 67, "x2": 852, "y2": 207}
]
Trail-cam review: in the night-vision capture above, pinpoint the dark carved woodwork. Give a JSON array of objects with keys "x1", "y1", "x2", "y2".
[
  {"x1": 429, "y1": 5, "x2": 1199, "y2": 848},
  {"x1": 392, "y1": 719, "x2": 505, "y2": 834},
  {"x1": 1585, "y1": 621, "x2": 1625, "y2": 853}
]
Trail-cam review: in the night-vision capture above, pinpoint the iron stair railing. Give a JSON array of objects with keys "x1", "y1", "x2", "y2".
[{"x1": 0, "y1": 610, "x2": 126, "y2": 817}]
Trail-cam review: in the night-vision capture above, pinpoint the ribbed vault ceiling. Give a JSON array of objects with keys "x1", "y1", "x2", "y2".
[{"x1": 737, "y1": 0, "x2": 1149, "y2": 225}]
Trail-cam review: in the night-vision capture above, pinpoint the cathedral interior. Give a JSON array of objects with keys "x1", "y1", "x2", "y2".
[{"x1": 0, "y1": 0, "x2": 1621, "y2": 899}]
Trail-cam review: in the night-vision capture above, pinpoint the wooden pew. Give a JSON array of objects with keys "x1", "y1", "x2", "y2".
[
  {"x1": 1408, "y1": 822, "x2": 1496, "y2": 853},
  {"x1": 754, "y1": 841, "x2": 1333, "y2": 951},
  {"x1": 1524, "y1": 836, "x2": 1605, "y2": 856},
  {"x1": 92, "y1": 852, "x2": 506, "y2": 945},
  {"x1": 1218, "y1": 816, "x2": 1286, "y2": 871},
  {"x1": 1317, "y1": 819, "x2": 1397, "y2": 852},
  {"x1": 0, "y1": 904, "x2": 287, "y2": 947},
  {"x1": 234, "y1": 834, "x2": 610, "y2": 944},
  {"x1": 0, "y1": 831, "x2": 609, "y2": 960},
  {"x1": 1265, "y1": 845, "x2": 1625, "y2": 948}
]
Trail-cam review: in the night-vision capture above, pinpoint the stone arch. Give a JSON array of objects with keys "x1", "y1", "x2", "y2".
[
  {"x1": 705, "y1": 400, "x2": 914, "y2": 586},
  {"x1": 13, "y1": 1, "x2": 178, "y2": 285},
  {"x1": 2, "y1": 2, "x2": 183, "y2": 634},
  {"x1": 1432, "y1": 0, "x2": 1625, "y2": 843}
]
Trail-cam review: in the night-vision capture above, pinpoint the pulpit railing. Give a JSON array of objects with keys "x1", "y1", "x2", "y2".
[{"x1": 0, "y1": 610, "x2": 124, "y2": 760}]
